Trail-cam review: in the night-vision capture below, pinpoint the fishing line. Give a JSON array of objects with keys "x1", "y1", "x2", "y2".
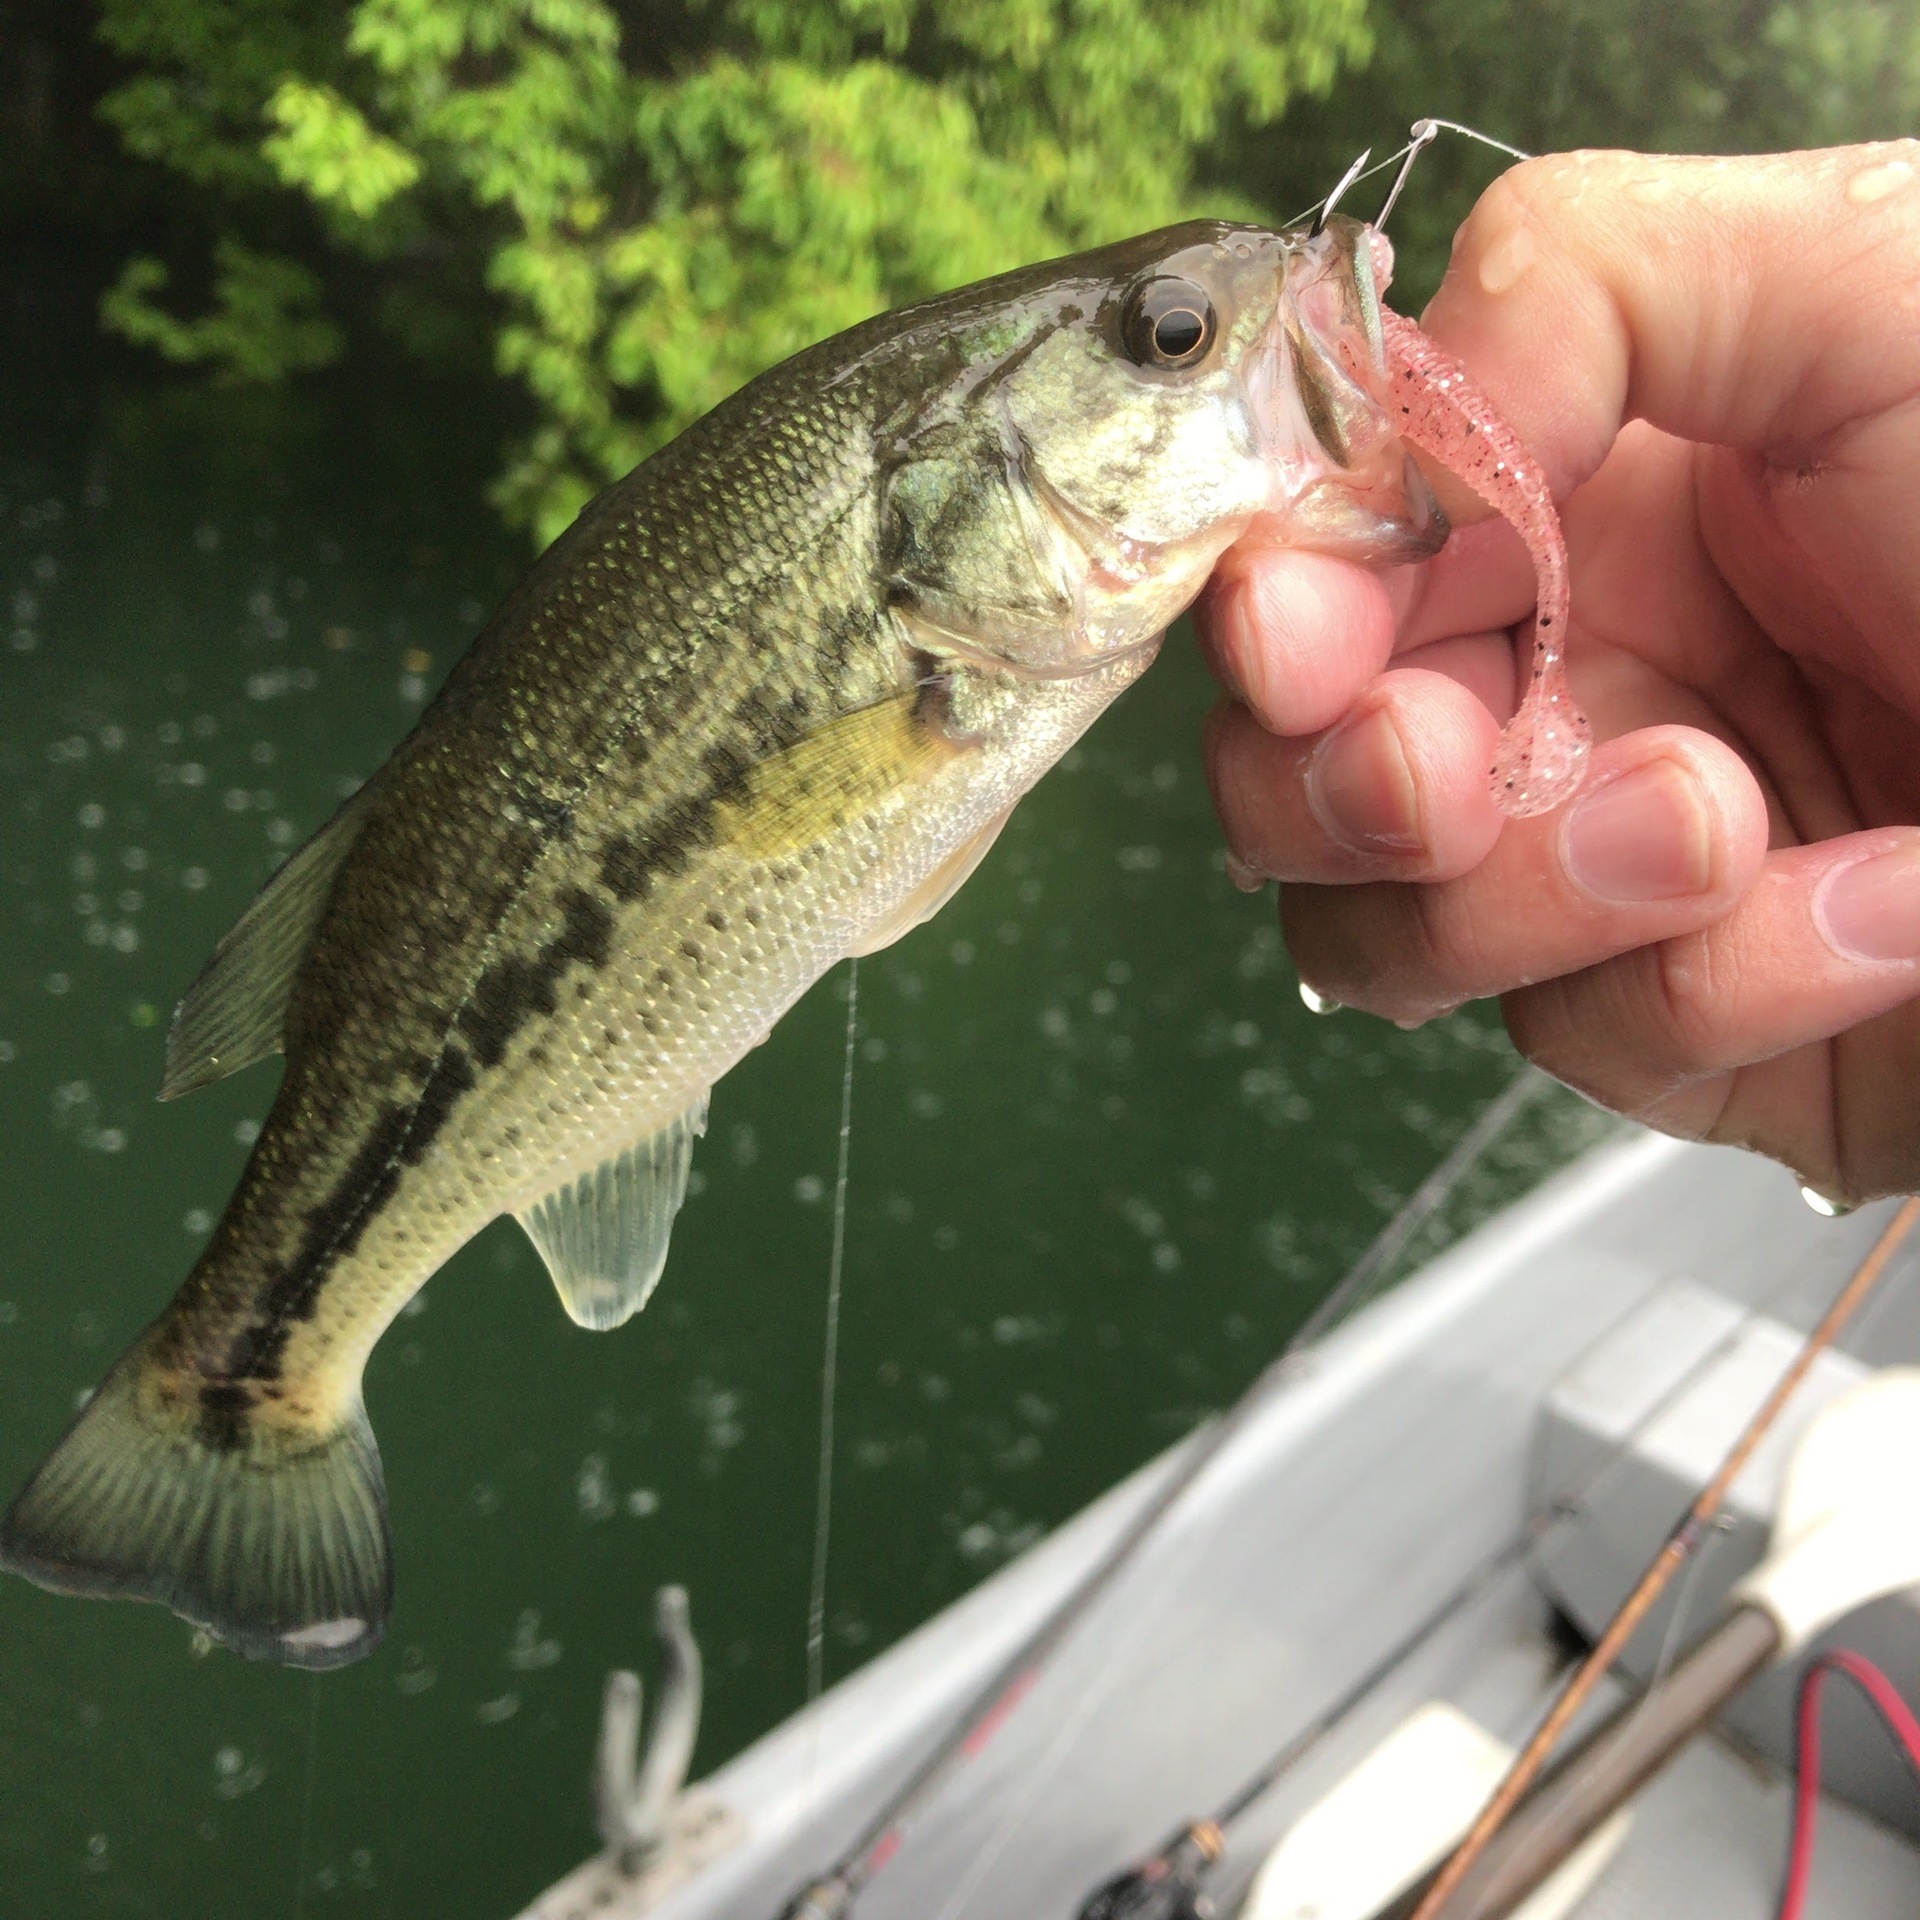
[
  {"x1": 772, "y1": 1067, "x2": 1555, "y2": 1917},
  {"x1": 1642, "y1": 1508, "x2": 1733, "y2": 1698},
  {"x1": 290, "y1": 1671, "x2": 323, "y2": 1920},
  {"x1": 1286, "y1": 119, "x2": 1535, "y2": 233},
  {"x1": 806, "y1": 957, "x2": 861, "y2": 1719}
]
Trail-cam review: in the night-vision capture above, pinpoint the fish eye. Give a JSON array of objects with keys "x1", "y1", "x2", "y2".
[{"x1": 1121, "y1": 277, "x2": 1216, "y2": 370}]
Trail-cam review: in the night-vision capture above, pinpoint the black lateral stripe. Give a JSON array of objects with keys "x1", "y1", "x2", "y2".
[
  {"x1": 221, "y1": 1027, "x2": 489, "y2": 1383},
  {"x1": 598, "y1": 679, "x2": 821, "y2": 904},
  {"x1": 196, "y1": 1380, "x2": 254, "y2": 1452},
  {"x1": 458, "y1": 888, "x2": 614, "y2": 1068}
]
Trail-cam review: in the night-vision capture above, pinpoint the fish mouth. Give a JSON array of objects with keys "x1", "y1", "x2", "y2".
[
  {"x1": 1245, "y1": 289, "x2": 1450, "y2": 565},
  {"x1": 1279, "y1": 462, "x2": 1450, "y2": 563}
]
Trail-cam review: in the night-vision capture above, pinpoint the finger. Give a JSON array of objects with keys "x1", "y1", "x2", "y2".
[
  {"x1": 1420, "y1": 146, "x2": 1920, "y2": 701},
  {"x1": 1396, "y1": 518, "x2": 1536, "y2": 654},
  {"x1": 1501, "y1": 829, "x2": 1920, "y2": 1197},
  {"x1": 1423, "y1": 144, "x2": 1920, "y2": 493},
  {"x1": 1205, "y1": 669, "x2": 1504, "y2": 884},
  {"x1": 1392, "y1": 631, "x2": 1518, "y2": 724},
  {"x1": 1196, "y1": 548, "x2": 1398, "y2": 737},
  {"x1": 1280, "y1": 726, "x2": 1769, "y2": 1022}
]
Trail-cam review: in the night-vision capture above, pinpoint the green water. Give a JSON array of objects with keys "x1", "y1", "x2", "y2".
[{"x1": 0, "y1": 370, "x2": 1602, "y2": 1918}]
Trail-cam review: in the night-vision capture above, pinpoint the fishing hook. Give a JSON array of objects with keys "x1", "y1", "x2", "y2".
[
  {"x1": 1377, "y1": 118, "x2": 1535, "y2": 232},
  {"x1": 1309, "y1": 147, "x2": 1373, "y2": 236}
]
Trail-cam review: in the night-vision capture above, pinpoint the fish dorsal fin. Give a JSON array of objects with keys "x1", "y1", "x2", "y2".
[
  {"x1": 848, "y1": 804, "x2": 1013, "y2": 957},
  {"x1": 516, "y1": 1098, "x2": 710, "y2": 1331},
  {"x1": 161, "y1": 790, "x2": 373, "y2": 1100}
]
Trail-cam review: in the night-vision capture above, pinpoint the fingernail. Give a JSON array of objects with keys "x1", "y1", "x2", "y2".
[
  {"x1": 1561, "y1": 761, "x2": 1713, "y2": 903},
  {"x1": 1815, "y1": 842, "x2": 1920, "y2": 961},
  {"x1": 1307, "y1": 705, "x2": 1421, "y2": 852}
]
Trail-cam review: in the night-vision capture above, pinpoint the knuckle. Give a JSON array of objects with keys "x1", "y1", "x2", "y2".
[
  {"x1": 1279, "y1": 881, "x2": 1464, "y2": 1023},
  {"x1": 1647, "y1": 932, "x2": 1735, "y2": 1070},
  {"x1": 1406, "y1": 881, "x2": 1496, "y2": 1001},
  {"x1": 1502, "y1": 936, "x2": 1733, "y2": 1124}
]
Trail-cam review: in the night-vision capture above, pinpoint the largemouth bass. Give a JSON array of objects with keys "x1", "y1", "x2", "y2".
[{"x1": 0, "y1": 214, "x2": 1580, "y2": 1668}]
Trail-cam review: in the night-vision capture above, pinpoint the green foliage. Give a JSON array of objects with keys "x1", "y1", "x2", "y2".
[
  {"x1": 88, "y1": 0, "x2": 1920, "y2": 542},
  {"x1": 93, "y1": 0, "x2": 1370, "y2": 544},
  {"x1": 99, "y1": 240, "x2": 342, "y2": 382},
  {"x1": 262, "y1": 80, "x2": 422, "y2": 221},
  {"x1": 96, "y1": 0, "x2": 350, "y2": 192},
  {"x1": 1254, "y1": 0, "x2": 1920, "y2": 308}
]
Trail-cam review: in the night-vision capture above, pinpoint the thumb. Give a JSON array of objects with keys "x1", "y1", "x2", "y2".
[
  {"x1": 1419, "y1": 145, "x2": 1920, "y2": 703},
  {"x1": 1420, "y1": 144, "x2": 1920, "y2": 495}
]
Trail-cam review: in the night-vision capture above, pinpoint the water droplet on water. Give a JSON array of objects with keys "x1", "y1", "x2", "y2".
[
  {"x1": 212, "y1": 1745, "x2": 266, "y2": 1798},
  {"x1": 397, "y1": 1647, "x2": 436, "y2": 1695},
  {"x1": 505, "y1": 1608, "x2": 561, "y2": 1671},
  {"x1": 576, "y1": 1454, "x2": 616, "y2": 1521},
  {"x1": 1299, "y1": 981, "x2": 1340, "y2": 1015}
]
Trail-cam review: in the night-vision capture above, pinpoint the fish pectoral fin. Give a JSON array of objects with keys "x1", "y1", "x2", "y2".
[
  {"x1": 848, "y1": 805, "x2": 1014, "y2": 957},
  {"x1": 161, "y1": 787, "x2": 374, "y2": 1099},
  {"x1": 720, "y1": 690, "x2": 962, "y2": 862},
  {"x1": 515, "y1": 1097, "x2": 710, "y2": 1332}
]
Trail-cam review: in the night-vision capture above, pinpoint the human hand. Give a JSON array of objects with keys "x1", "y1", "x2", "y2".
[{"x1": 1202, "y1": 144, "x2": 1920, "y2": 1202}]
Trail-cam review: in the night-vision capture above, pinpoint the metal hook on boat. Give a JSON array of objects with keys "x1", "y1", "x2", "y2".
[{"x1": 596, "y1": 1585, "x2": 705, "y2": 1874}]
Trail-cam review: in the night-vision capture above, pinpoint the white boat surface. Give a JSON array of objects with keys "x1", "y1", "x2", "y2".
[{"x1": 517, "y1": 1129, "x2": 1920, "y2": 1920}]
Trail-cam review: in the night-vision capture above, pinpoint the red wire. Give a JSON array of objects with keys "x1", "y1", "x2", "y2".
[{"x1": 1775, "y1": 1649, "x2": 1920, "y2": 1920}]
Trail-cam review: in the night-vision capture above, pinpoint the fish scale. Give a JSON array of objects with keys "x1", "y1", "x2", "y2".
[{"x1": 0, "y1": 213, "x2": 1582, "y2": 1667}]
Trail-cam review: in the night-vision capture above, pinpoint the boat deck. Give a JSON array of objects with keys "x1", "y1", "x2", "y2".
[{"x1": 520, "y1": 1133, "x2": 1920, "y2": 1920}]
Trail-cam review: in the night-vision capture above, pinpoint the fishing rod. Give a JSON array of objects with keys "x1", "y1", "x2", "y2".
[
  {"x1": 1367, "y1": 1357, "x2": 1920, "y2": 1920},
  {"x1": 1070, "y1": 1193, "x2": 1920, "y2": 1920},
  {"x1": 1406, "y1": 1193, "x2": 1920, "y2": 1920},
  {"x1": 770, "y1": 1066, "x2": 1553, "y2": 1920}
]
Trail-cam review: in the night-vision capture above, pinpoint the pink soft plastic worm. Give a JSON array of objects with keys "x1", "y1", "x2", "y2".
[{"x1": 1380, "y1": 309, "x2": 1591, "y2": 818}]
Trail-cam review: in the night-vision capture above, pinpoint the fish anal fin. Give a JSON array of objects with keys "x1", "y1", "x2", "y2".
[
  {"x1": 161, "y1": 790, "x2": 373, "y2": 1100},
  {"x1": 848, "y1": 805, "x2": 1014, "y2": 957},
  {"x1": 516, "y1": 1097, "x2": 710, "y2": 1332}
]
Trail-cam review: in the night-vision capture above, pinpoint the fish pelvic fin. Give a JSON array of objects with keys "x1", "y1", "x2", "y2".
[
  {"x1": 517, "y1": 1097, "x2": 709, "y2": 1331},
  {"x1": 0, "y1": 1332, "x2": 391, "y2": 1670},
  {"x1": 162, "y1": 787, "x2": 374, "y2": 1100}
]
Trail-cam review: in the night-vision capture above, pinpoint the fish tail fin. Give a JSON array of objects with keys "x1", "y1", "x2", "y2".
[{"x1": 0, "y1": 1332, "x2": 391, "y2": 1669}]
